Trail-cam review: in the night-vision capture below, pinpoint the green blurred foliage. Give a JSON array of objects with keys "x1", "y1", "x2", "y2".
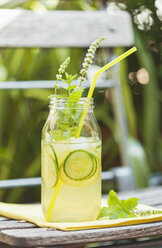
[{"x1": 0, "y1": 0, "x2": 161, "y2": 202}]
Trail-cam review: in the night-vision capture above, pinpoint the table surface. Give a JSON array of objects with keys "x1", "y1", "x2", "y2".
[{"x1": 0, "y1": 186, "x2": 162, "y2": 248}]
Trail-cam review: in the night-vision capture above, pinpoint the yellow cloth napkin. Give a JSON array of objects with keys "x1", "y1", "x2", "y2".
[{"x1": 0, "y1": 201, "x2": 162, "y2": 231}]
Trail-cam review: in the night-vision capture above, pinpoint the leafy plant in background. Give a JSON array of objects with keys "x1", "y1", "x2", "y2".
[
  {"x1": 0, "y1": 0, "x2": 161, "y2": 202},
  {"x1": 123, "y1": 0, "x2": 162, "y2": 173}
]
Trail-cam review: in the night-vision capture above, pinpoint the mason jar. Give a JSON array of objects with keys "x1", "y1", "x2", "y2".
[{"x1": 41, "y1": 96, "x2": 102, "y2": 222}]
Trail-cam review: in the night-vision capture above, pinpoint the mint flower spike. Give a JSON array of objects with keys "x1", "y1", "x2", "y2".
[
  {"x1": 78, "y1": 37, "x2": 105, "y2": 86},
  {"x1": 55, "y1": 57, "x2": 70, "y2": 94}
]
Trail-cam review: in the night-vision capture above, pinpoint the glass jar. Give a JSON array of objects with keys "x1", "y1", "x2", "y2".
[{"x1": 41, "y1": 96, "x2": 102, "y2": 222}]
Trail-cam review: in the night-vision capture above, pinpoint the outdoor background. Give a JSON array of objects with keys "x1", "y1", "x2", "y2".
[{"x1": 0, "y1": 0, "x2": 161, "y2": 202}]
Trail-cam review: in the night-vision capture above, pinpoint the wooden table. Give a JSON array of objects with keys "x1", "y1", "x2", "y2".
[{"x1": 0, "y1": 186, "x2": 162, "y2": 248}]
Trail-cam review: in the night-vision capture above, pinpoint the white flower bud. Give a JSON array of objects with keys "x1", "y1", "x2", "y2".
[
  {"x1": 83, "y1": 62, "x2": 89, "y2": 68},
  {"x1": 87, "y1": 48, "x2": 95, "y2": 54},
  {"x1": 92, "y1": 42, "x2": 98, "y2": 48},
  {"x1": 95, "y1": 41, "x2": 99, "y2": 45},
  {"x1": 85, "y1": 58, "x2": 92, "y2": 63},
  {"x1": 92, "y1": 46, "x2": 97, "y2": 51},
  {"x1": 87, "y1": 54, "x2": 94, "y2": 59},
  {"x1": 78, "y1": 76, "x2": 85, "y2": 82},
  {"x1": 80, "y1": 69, "x2": 87, "y2": 75},
  {"x1": 56, "y1": 74, "x2": 62, "y2": 80},
  {"x1": 60, "y1": 69, "x2": 65, "y2": 73}
]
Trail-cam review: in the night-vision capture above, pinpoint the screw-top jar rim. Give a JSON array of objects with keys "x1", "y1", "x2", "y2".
[{"x1": 49, "y1": 95, "x2": 94, "y2": 110}]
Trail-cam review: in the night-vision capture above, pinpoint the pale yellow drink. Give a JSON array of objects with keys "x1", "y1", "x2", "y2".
[
  {"x1": 41, "y1": 46, "x2": 137, "y2": 222},
  {"x1": 41, "y1": 137, "x2": 101, "y2": 222}
]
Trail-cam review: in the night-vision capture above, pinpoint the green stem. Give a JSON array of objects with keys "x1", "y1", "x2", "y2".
[{"x1": 55, "y1": 81, "x2": 58, "y2": 95}]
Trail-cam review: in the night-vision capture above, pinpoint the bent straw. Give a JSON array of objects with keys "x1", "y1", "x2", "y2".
[
  {"x1": 46, "y1": 46, "x2": 137, "y2": 221},
  {"x1": 75, "y1": 46, "x2": 137, "y2": 138}
]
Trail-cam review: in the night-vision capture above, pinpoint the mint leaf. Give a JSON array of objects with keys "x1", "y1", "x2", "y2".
[
  {"x1": 59, "y1": 121, "x2": 73, "y2": 131},
  {"x1": 121, "y1": 198, "x2": 139, "y2": 211},
  {"x1": 98, "y1": 207, "x2": 119, "y2": 220},
  {"x1": 50, "y1": 129, "x2": 76, "y2": 141},
  {"x1": 63, "y1": 73, "x2": 77, "y2": 86},
  {"x1": 98, "y1": 190, "x2": 139, "y2": 220},
  {"x1": 69, "y1": 87, "x2": 84, "y2": 100},
  {"x1": 107, "y1": 190, "x2": 121, "y2": 207},
  {"x1": 67, "y1": 85, "x2": 77, "y2": 90},
  {"x1": 50, "y1": 130, "x2": 65, "y2": 141}
]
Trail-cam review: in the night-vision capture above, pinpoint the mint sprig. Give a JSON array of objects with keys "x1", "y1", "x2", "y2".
[
  {"x1": 98, "y1": 190, "x2": 162, "y2": 220},
  {"x1": 55, "y1": 57, "x2": 70, "y2": 94},
  {"x1": 54, "y1": 37, "x2": 105, "y2": 99},
  {"x1": 98, "y1": 190, "x2": 139, "y2": 220},
  {"x1": 51, "y1": 37, "x2": 105, "y2": 142}
]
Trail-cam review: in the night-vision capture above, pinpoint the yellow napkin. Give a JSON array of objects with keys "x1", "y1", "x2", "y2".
[{"x1": 0, "y1": 201, "x2": 162, "y2": 231}]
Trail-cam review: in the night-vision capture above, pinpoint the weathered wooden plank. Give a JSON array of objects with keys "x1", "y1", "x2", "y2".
[
  {"x1": 103, "y1": 187, "x2": 162, "y2": 208},
  {"x1": 106, "y1": 238, "x2": 162, "y2": 248},
  {"x1": 0, "y1": 217, "x2": 9, "y2": 221},
  {"x1": 0, "y1": 241, "x2": 26, "y2": 248},
  {"x1": 117, "y1": 187, "x2": 162, "y2": 200},
  {"x1": 117, "y1": 187, "x2": 162, "y2": 207},
  {"x1": 154, "y1": 204, "x2": 162, "y2": 209},
  {"x1": 118, "y1": 186, "x2": 162, "y2": 198},
  {"x1": 0, "y1": 222, "x2": 162, "y2": 247},
  {"x1": 0, "y1": 10, "x2": 134, "y2": 48},
  {"x1": 0, "y1": 187, "x2": 161, "y2": 246},
  {"x1": 139, "y1": 198, "x2": 162, "y2": 207},
  {"x1": 0, "y1": 220, "x2": 35, "y2": 230}
]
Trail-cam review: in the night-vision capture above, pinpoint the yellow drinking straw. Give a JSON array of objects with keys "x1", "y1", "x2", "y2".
[
  {"x1": 75, "y1": 46, "x2": 137, "y2": 139},
  {"x1": 46, "y1": 179, "x2": 62, "y2": 221},
  {"x1": 46, "y1": 46, "x2": 137, "y2": 221}
]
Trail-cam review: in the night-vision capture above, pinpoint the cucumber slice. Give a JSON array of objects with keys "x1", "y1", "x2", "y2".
[
  {"x1": 50, "y1": 145, "x2": 58, "y2": 168},
  {"x1": 63, "y1": 150, "x2": 94, "y2": 180},
  {"x1": 42, "y1": 153, "x2": 58, "y2": 188},
  {"x1": 85, "y1": 154, "x2": 97, "y2": 179},
  {"x1": 41, "y1": 143, "x2": 59, "y2": 188},
  {"x1": 60, "y1": 150, "x2": 100, "y2": 187},
  {"x1": 43, "y1": 144, "x2": 58, "y2": 167},
  {"x1": 42, "y1": 143, "x2": 58, "y2": 167}
]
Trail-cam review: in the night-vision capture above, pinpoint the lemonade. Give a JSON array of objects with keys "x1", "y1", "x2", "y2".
[
  {"x1": 41, "y1": 37, "x2": 104, "y2": 222},
  {"x1": 41, "y1": 137, "x2": 101, "y2": 222},
  {"x1": 41, "y1": 37, "x2": 137, "y2": 222}
]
